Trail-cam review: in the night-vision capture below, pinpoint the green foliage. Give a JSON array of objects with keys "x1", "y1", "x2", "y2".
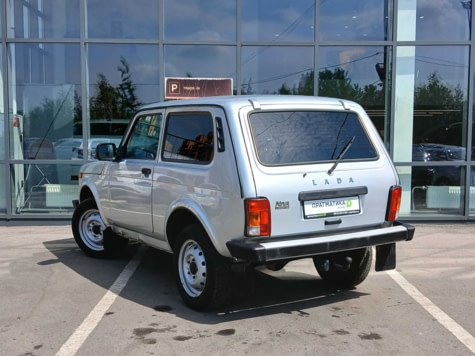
[
  {"x1": 24, "y1": 88, "x2": 75, "y2": 141},
  {"x1": 89, "y1": 56, "x2": 142, "y2": 120},
  {"x1": 413, "y1": 72, "x2": 466, "y2": 145}
]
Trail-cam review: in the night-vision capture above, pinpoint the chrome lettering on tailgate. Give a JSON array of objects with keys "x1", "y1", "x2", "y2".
[{"x1": 275, "y1": 201, "x2": 289, "y2": 210}]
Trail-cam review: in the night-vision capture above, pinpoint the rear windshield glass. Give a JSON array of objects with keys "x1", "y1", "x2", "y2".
[{"x1": 249, "y1": 111, "x2": 377, "y2": 165}]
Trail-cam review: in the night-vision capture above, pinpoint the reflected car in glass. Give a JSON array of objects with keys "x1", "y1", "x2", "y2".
[
  {"x1": 412, "y1": 143, "x2": 466, "y2": 186},
  {"x1": 72, "y1": 138, "x2": 122, "y2": 160}
]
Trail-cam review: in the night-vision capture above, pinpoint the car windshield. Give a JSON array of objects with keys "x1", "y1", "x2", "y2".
[{"x1": 249, "y1": 111, "x2": 377, "y2": 165}]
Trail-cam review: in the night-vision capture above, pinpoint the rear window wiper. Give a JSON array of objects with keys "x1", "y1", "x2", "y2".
[{"x1": 328, "y1": 136, "x2": 355, "y2": 175}]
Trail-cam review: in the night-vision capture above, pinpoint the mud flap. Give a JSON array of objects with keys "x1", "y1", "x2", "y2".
[{"x1": 375, "y1": 243, "x2": 396, "y2": 271}]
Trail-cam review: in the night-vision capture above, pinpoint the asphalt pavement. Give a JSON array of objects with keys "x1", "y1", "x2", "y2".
[{"x1": 0, "y1": 223, "x2": 474, "y2": 356}]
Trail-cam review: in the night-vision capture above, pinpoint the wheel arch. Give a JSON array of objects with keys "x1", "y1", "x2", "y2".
[
  {"x1": 79, "y1": 185, "x2": 94, "y2": 203},
  {"x1": 78, "y1": 183, "x2": 110, "y2": 226},
  {"x1": 165, "y1": 201, "x2": 227, "y2": 257}
]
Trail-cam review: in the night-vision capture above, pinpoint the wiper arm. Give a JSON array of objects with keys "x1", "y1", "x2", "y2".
[{"x1": 327, "y1": 136, "x2": 355, "y2": 175}]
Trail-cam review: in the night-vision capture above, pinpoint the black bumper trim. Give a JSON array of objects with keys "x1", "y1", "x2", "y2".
[{"x1": 226, "y1": 222, "x2": 415, "y2": 263}]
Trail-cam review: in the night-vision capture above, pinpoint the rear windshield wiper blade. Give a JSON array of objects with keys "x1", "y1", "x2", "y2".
[{"x1": 327, "y1": 136, "x2": 355, "y2": 175}]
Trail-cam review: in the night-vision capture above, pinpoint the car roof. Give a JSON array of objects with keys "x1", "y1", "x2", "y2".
[{"x1": 139, "y1": 95, "x2": 355, "y2": 112}]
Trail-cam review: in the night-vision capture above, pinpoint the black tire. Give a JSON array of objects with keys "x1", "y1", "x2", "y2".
[
  {"x1": 72, "y1": 198, "x2": 109, "y2": 258},
  {"x1": 173, "y1": 224, "x2": 230, "y2": 311},
  {"x1": 313, "y1": 247, "x2": 372, "y2": 288}
]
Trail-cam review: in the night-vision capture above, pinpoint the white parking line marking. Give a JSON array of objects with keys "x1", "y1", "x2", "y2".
[
  {"x1": 387, "y1": 269, "x2": 475, "y2": 354},
  {"x1": 55, "y1": 246, "x2": 147, "y2": 356}
]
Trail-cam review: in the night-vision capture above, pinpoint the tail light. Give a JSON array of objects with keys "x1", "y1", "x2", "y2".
[
  {"x1": 245, "y1": 198, "x2": 271, "y2": 237},
  {"x1": 386, "y1": 186, "x2": 402, "y2": 221}
]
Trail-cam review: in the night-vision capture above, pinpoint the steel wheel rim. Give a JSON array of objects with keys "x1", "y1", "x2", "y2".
[
  {"x1": 178, "y1": 239, "x2": 207, "y2": 297},
  {"x1": 79, "y1": 209, "x2": 105, "y2": 251}
]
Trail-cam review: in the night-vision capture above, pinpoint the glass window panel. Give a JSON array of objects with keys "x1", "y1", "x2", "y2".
[
  {"x1": 241, "y1": 46, "x2": 313, "y2": 95},
  {"x1": 86, "y1": 0, "x2": 158, "y2": 39},
  {"x1": 397, "y1": 165, "x2": 465, "y2": 217},
  {"x1": 0, "y1": 166, "x2": 6, "y2": 214},
  {"x1": 7, "y1": 0, "x2": 80, "y2": 38},
  {"x1": 87, "y1": 44, "x2": 159, "y2": 143},
  {"x1": 397, "y1": 0, "x2": 470, "y2": 41},
  {"x1": 11, "y1": 163, "x2": 81, "y2": 214},
  {"x1": 1, "y1": 50, "x2": 4, "y2": 160},
  {"x1": 472, "y1": 85, "x2": 475, "y2": 180},
  {"x1": 165, "y1": 45, "x2": 236, "y2": 88},
  {"x1": 471, "y1": 166, "x2": 475, "y2": 215},
  {"x1": 164, "y1": 0, "x2": 236, "y2": 41},
  {"x1": 241, "y1": 0, "x2": 314, "y2": 42},
  {"x1": 8, "y1": 43, "x2": 81, "y2": 160},
  {"x1": 318, "y1": 46, "x2": 390, "y2": 138},
  {"x1": 163, "y1": 113, "x2": 214, "y2": 163},
  {"x1": 125, "y1": 114, "x2": 162, "y2": 160},
  {"x1": 319, "y1": 0, "x2": 392, "y2": 41},
  {"x1": 412, "y1": 46, "x2": 469, "y2": 155}
]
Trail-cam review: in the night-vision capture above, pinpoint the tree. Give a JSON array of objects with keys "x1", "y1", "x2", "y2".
[
  {"x1": 89, "y1": 57, "x2": 142, "y2": 121},
  {"x1": 89, "y1": 73, "x2": 121, "y2": 120},
  {"x1": 413, "y1": 72, "x2": 465, "y2": 145},
  {"x1": 318, "y1": 68, "x2": 363, "y2": 101},
  {"x1": 117, "y1": 56, "x2": 142, "y2": 118}
]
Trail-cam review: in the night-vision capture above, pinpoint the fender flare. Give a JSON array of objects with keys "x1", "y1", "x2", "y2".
[{"x1": 164, "y1": 198, "x2": 229, "y2": 257}]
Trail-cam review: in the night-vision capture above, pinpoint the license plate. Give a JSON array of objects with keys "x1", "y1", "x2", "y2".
[{"x1": 303, "y1": 196, "x2": 360, "y2": 219}]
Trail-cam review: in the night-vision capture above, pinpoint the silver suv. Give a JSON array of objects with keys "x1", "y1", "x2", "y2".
[{"x1": 72, "y1": 95, "x2": 414, "y2": 310}]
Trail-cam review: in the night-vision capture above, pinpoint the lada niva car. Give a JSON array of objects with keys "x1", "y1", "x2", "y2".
[{"x1": 72, "y1": 95, "x2": 414, "y2": 310}]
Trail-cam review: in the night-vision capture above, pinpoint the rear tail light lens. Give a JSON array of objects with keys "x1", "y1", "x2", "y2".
[
  {"x1": 245, "y1": 198, "x2": 271, "y2": 237},
  {"x1": 386, "y1": 186, "x2": 402, "y2": 221}
]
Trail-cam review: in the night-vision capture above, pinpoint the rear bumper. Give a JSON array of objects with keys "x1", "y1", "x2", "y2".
[{"x1": 226, "y1": 221, "x2": 415, "y2": 263}]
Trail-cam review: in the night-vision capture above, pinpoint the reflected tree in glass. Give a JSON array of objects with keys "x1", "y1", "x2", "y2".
[
  {"x1": 90, "y1": 56, "x2": 142, "y2": 121},
  {"x1": 413, "y1": 72, "x2": 465, "y2": 147}
]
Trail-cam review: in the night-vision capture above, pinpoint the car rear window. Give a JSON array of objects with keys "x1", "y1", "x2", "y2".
[{"x1": 249, "y1": 111, "x2": 378, "y2": 165}]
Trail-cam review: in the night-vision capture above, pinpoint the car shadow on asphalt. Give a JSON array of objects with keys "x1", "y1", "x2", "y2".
[{"x1": 43, "y1": 239, "x2": 370, "y2": 325}]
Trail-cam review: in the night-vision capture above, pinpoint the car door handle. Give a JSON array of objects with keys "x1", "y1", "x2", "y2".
[{"x1": 142, "y1": 168, "x2": 152, "y2": 175}]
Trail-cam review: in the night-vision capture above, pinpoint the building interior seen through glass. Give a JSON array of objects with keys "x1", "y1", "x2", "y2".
[{"x1": 1, "y1": 0, "x2": 475, "y2": 220}]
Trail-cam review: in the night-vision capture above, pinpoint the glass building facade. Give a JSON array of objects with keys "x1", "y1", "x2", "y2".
[{"x1": 0, "y1": 0, "x2": 474, "y2": 222}]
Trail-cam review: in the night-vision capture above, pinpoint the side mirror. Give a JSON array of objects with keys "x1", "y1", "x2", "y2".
[{"x1": 95, "y1": 142, "x2": 117, "y2": 161}]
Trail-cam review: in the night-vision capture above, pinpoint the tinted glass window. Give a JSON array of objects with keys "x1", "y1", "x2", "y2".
[
  {"x1": 397, "y1": 0, "x2": 470, "y2": 41},
  {"x1": 8, "y1": 43, "x2": 81, "y2": 161},
  {"x1": 164, "y1": 45, "x2": 236, "y2": 87},
  {"x1": 125, "y1": 115, "x2": 162, "y2": 160},
  {"x1": 7, "y1": 0, "x2": 80, "y2": 38},
  {"x1": 164, "y1": 1, "x2": 235, "y2": 41},
  {"x1": 86, "y1": 0, "x2": 158, "y2": 39},
  {"x1": 241, "y1": 46, "x2": 314, "y2": 95},
  {"x1": 241, "y1": 0, "x2": 314, "y2": 42},
  {"x1": 319, "y1": 0, "x2": 392, "y2": 41},
  {"x1": 249, "y1": 111, "x2": 377, "y2": 165},
  {"x1": 163, "y1": 113, "x2": 214, "y2": 163}
]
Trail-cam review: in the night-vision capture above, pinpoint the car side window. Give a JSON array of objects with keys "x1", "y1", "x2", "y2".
[
  {"x1": 162, "y1": 112, "x2": 214, "y2": 164},
  {"x1": 124, "y1": 114, "x2": 162, "y2": 160}
]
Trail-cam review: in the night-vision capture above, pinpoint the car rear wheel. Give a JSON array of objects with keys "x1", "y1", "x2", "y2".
[
  {"x1": 72, "y1": 198, "x2": 109, "y2": 258},
  {"x1": 313, "y1": 247, "x2": 372, "y2": 288},
  {"x1": 174, "y1": 224, "x2": 230, "y2": 310}
]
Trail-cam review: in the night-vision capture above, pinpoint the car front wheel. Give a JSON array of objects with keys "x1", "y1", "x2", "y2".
[{"x1": 72, "y1": 198, "x2": 108, "y2": 258}]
